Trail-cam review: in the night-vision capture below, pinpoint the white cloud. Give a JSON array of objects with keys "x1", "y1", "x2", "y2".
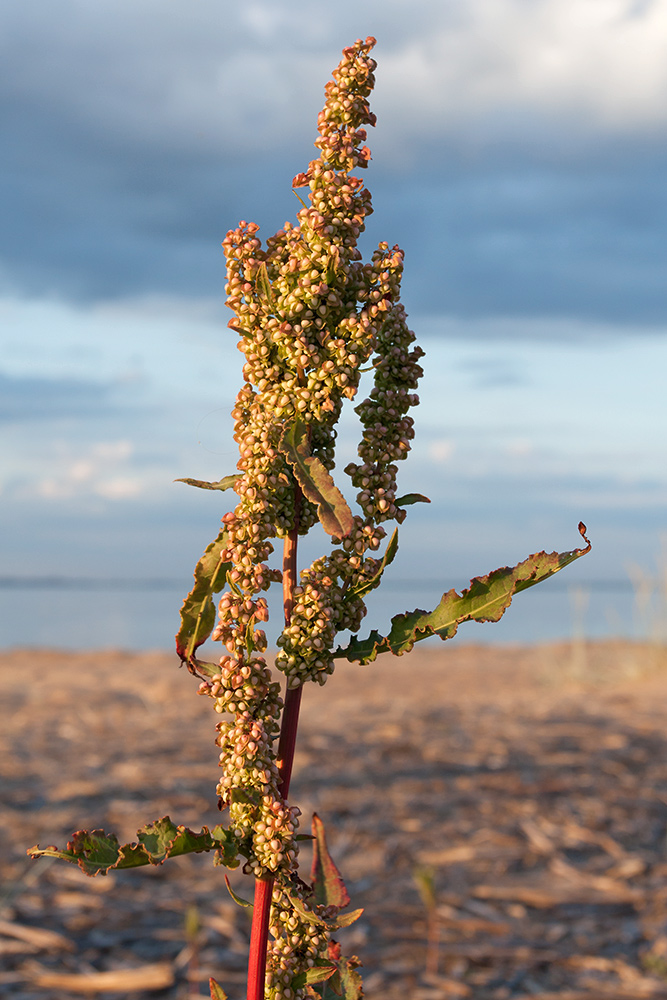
[
  {"x1": 94, "y1": 478, "x2": 143, "y2": 499},
  {"x1": 375, "y1": 0, "x2": 667, "y2": 149},
  {"x1": 3, "y1": 0, "x2": 667, "y2": 169},
  {"x1": 429, "y1": 439, "x2": 456, "y2": 463},
  {"x1": 33, "y1": 440, "x2": 140, "y2": 501}
]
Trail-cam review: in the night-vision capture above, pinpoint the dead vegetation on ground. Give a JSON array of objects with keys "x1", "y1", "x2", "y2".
[{"x1": 2, "y1": 640, "x2": 667, "y2": 999}]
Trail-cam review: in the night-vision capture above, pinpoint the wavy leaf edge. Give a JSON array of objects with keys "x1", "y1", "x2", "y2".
[
  {"x1": 27, "y1": 816, "x2": 239, "y2": 877},
  {"x1": 335, "y1": 522, "x2": 591, "y2": 664}
]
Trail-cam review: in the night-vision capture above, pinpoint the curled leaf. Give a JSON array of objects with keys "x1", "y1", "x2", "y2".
[
  {"x1": 347, "y1": 528, "x2": 398, "y2": 599},
  {"x1": 27, "y1": 817, "x2": 237, "y2": 877},
  {"x1": 337, "y1": 955, "x2": 364, "y2": 1000},
  {"x1": 395, "y1": 493, "x2": 430, "y2": 507},
  {"x1": 279, "y1": 419, "x2": 354, "y2": 537},
  {"x1": 224, "y1": 875, "x2": 253, "y2": 909},
  {"x1": 209, "y1": 978, "x2": 228, "y2": 1000},
  {"x1": 175, "y1": 475, "x2": 239, "y2": 492},
  {"x1": 335, "y1": 523, "x2": 591, "y2": 663},
  {"x1": 176, "y1": 528, "x2": 231, "y2": 674}
]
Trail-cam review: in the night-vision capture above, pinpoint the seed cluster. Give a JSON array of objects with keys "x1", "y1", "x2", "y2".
[
  {"x1": 274, "y1": 251, "x2": 424, "y2": 689},
  {"x1": 265, "y1": 886, "x2": 337, "y2": 1000}
]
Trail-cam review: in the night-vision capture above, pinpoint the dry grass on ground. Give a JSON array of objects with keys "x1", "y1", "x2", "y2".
[{"x1": 2, "y1": 640, "x2": 667, "y2": 999}]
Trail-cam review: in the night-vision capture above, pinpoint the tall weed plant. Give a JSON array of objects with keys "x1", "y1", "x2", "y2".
[{"x1": 29, "y1": 39, "x2": 590, "y2": 999}]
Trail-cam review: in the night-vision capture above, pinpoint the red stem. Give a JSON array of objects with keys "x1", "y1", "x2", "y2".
[
  {"x1": 247, "y1": 492, "x2": 303, "y2": 1000},
  {"x1": 247, "y1": 878, "x2": 273, "y2": 1000}
]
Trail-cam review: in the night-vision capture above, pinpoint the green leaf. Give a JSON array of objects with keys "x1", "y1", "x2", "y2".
[
  {"x1": 27, "y1": 817, "x2": 234, "y2": 877},
  {"x1": 338, "y1": 958, "x2": 364, "y2": 1000},
  {"x1": 176, "y1": 528, "x2": 231, "y2": 672},
  {"x1": 335, "y1": 908, "x2": 364, "y2": 928},
  {"x1": 318, "y1": 974, "x2": 341, "y2": 999},
  {"x1": 347, "y1": 528, "x2": 398, "y2": 599},
  {"x1": 335, "y1": 523, "x2": 591, "y2": 664},
  {"x1": 175, "y1": 475, "x2": 239, "y2": 492},
  {"x1": 286, "y1": 891, "x2": 326, "y2": 927},
  {"x1": 311, "y1": 814, "x2": 350, "y2": 909},
  {"x1": 211, "y1": 826, "x2": 242, "y2": 869},
  {"x1": 314, "y1": 946, "x2": 363, "y2": 1000},
  {"x1": 395, "y1": 493, "x2": 430, "y2": 507},
  {"x1": 279, "y1": 419, "x2": 354, "y2": 538},
  {"x1": 224, "y1": 874, "x2": 253, "y2": 909},
  {"x1": 293, "y1": 965, "x2": 338, "y2": 988},
  {"x1": 209, "y1": 978, "x2": 228, "y2": 1000},
  {"x1": 229, "y1": 787, "x2": 261, "y2": 806},
  {"x1": 137, "y1": 817, "x2": 210, "y2": 863}
]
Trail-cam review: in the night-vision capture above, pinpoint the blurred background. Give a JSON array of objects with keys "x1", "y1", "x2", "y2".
[{"x1": 1, "y1": 0, "x2": 666, "y2": 650}]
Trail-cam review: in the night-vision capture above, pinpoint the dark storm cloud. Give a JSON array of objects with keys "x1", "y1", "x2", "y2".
[
  {"x1": 371, "y1": 137, "x2": 667, "y2": 325},
  {"x1": 0, "y1": 371, "x2": 116, "y2": 423},
  {"x1": 2, "y1": 1, "x2": 667, "y2": 328}
]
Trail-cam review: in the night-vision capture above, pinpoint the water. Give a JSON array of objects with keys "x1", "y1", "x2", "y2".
[{"x1": 0, "y1": 576, "x2": 653, "y2": 651}]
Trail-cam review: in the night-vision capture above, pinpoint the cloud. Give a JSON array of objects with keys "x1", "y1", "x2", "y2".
[
  {"x1": 429, "y1": 439, "x2": 456, "y2": 463},
  {"x1": 30, "y1": 440, "x2": 144, "y2": 501},
  {"x1": 0, "y1": 371, "x2": 116, "y2": 423},
  {"x1": 1, "y1": 0, "x2": 667, "y2": 324},
  {"x1": 375, "y1": 0, "x2": 667, "y2": 143}
]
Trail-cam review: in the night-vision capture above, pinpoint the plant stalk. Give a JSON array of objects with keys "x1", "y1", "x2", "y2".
[{"x1": 247, "y1": 490, "x2": 303, "y2": 1000}]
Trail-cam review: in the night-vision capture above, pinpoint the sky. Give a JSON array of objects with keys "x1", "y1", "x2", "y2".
[{"x1": 2, "y1": 0, "x2": 667, "y2": 648}]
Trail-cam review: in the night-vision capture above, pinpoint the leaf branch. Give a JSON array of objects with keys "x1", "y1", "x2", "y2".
[{"x1": 335, "y1": 523, "x2": 591, "y2": 664}]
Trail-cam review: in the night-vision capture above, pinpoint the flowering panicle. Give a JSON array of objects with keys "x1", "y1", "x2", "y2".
[{"x1": 197, "y1": 35, "x2": 424, "y2": 996}]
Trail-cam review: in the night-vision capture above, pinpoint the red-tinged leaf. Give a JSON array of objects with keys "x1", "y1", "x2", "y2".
[
  {"x1": 318, "y1": 971, "x2": 343, "y2": 999},
  {"x1": 176, "y1": 528, "x2": 231, "y2": 674},
  {"x1": 335, "y1": 523, "x2": 591, "y2": 664},
  {"x1": 293, "y1": 965, "x2": 338, "y2": 988},
  {"x1": 175, "y1": 475, "x2": 238, "y2": 492},
  {"x1": 338, "y1": 957, "x2": 363, "y2": 1000},
  {"x1": 335, "y1": 908, "x2": 364, "y2": 928},
  {"x1": 210, "y1": 978, "x2": 228, "y2": 1000},
  {"x1": 27, "y1": 818, "x2": 237, "y2": 877},
  {"x1": 318, "y1": 945, "x2": 363, "y2": 1000},
  {"x1": 279, "y1": 419, "x2": 354, "y2": 538},
  {"x1": 311, "y1": 814, "x2": 350, "y2": 909},
  {"x1": 395, "y1": 493, "x2": 430, "y2": 506},
  {"x1": 347, "y1": 528, "x2": 397, "y2": 599},
  {"x1": 224, "y1": 874, "x2": 253, "y2": 909}
]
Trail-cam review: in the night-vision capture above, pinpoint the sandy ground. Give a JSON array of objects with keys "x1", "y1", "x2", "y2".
[{"x1": 3, "y1": 639, "x2": 667, "y2": 999}]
